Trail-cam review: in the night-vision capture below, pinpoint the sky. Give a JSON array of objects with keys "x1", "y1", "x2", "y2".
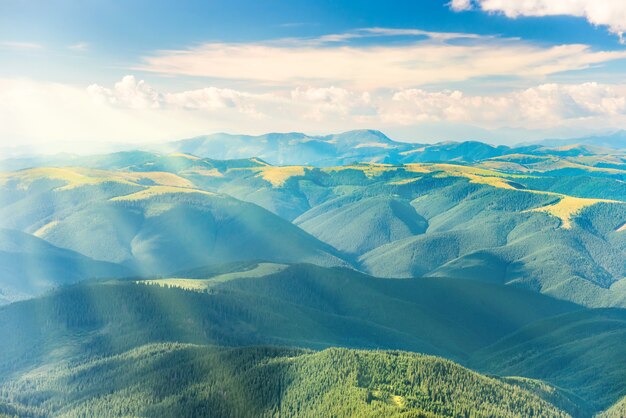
[{"x1": 2, "y1": 0, "x2": 626, "y2": 153}]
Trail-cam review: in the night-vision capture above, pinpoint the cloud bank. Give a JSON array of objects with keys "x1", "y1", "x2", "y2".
[
  {"x1": 387, "y1": 82, "x2": 626, "y2": 129},
  {"x1": 135, "y1": 29, "x2": 626, "y2": 89},
  {"x1": 3, "y1": 75, "x2": 626, "y2": 152}
]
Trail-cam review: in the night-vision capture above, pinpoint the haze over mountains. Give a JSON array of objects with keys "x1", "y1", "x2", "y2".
[
  {"x1": 3, "y1": 133, "x2": 624, "y2": 307},
  {"x1": 1, "y1": 129, "x2": 626, "y2": 416},
  {"x1": 4, "y1": 129, "x2": 626, "y2": 170},
  {"x1": 154, "y1": 129, "x2": 626, "y2": 167}
]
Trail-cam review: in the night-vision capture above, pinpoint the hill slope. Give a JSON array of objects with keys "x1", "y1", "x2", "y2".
[
  {"x1": 294, "y1": 194, "x2": 428, "y2": 255},
  {"x1": 0, "y1": 168, "x2": 346, "y2": 276},
  {"x1": 159, "y1": 130, "x2": 405, "y2": 166},
  {"x1": 38, "y1": 194, "x2": 346, "y2": 275},
  {"x1": 0, "y1": 263, "x2": 579, "y2": 373},
  {"x1": 0, "y1": 343, "x2": 580, "y2": 418},
  {"x1": 599, "y1": 395, "x2": 626, "y2": 418},
  {"x1": 158, "y1": 130, "x2": 515, "y2": 166},
  {"x1": 0, "y1": 228, "x2": 131, "y2": 304},
  {"x1": 472, "y1": 309, "x2": 626, "y2": 412}
]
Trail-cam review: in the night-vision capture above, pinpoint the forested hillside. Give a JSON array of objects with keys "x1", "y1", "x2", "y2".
[
  {"x1": 0, "y1": 344, "x2": 582, "y2": 418},
  {"x1": 0, "y1": 263, "x2": 623, "y2": 416},
  {"x1": 0, "y1": 264, "x2": 577, "y2": 369},
  {"x1": 2, "y1": 148, "x2": 624, "y2": 307}
]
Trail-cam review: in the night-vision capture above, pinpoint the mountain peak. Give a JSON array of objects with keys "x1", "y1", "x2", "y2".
[{"x1": 329, "y1": 129, "x2": 395, "y2": 143}]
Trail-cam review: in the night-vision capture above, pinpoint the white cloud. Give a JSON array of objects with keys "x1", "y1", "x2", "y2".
[
  {"x1": 88, "y1": 75, "x2": 162, "y2": 109},
  {"x1": 449, "y1": 0, "x2": 473, "y2": 12},
  {"x1": 87, "y1": 75, "x2": 266, "y2": 117},
  {"x1": 134, "y1": 29, "x2": 626, "y2": 89},
  {"x1": 452, "y1": 1, "x2": 626, "y2": 41},
  {"x1": 166, "y1": 87, "x2": 264, "y2": 116},
  {"x1": 4, "y1": 76, "x2": 626, "y2": 151},
  {"x1": 386, "y1": 82, "x2": 626, "y2": 129},
  {"x1": 0, "y1": 78, "x2": 191, "y2": 149},
  {"x1": 311, "y1": 27, "x2": 482, "y2": 44}
]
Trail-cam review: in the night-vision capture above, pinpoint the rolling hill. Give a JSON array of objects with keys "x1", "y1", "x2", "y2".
[
  {"x1": 157, "y1": 129, "x2": 626, "y2": 168},
  {"x1": 294, "y1": 194, "x2": 428, "y2": 255},
  {"x1": 1, "y1": 262, "x2": 623, "y2": 416},
  {"x1": 0, "y1": 263, "x2": 578, "y2": 371},
  {"x1": 2, "y1": 131, "x2": 626, "y2": 416},
  {"x1": 472, "y1": 309, "x2": 626, "y2": 413},
  {"x1": 0, "y1": 343, "x2": 581, "y2": 418},
  {"x1": 0, "y1": 228, "x2": 131, "y2": 304},
  {"x1": 534, "y1": 131, "x2": 626, "y2": 150},
  {"x1": 2, "y1": 152, "x2": 625, "y2": 308},
  {"x1": 157, "y1": 130, "x2": 519, "y2": 166},
  {"x1": 0, "y1": 167, "x2": 346, "y2": 276},
  {"x1": 157, "y1": 130, "x2": 405, "y2": 166}
]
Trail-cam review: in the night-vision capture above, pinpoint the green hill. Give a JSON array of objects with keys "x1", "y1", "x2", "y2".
[
  {"x1": 0, "y1": 262, "x2": 612, "y2": 416},
  {"x1": 294, "y1": 194, "x2": 428, "y2": 255},
  {"x1": 0, "y1": 343, "x2": 579, "y2": 418},
  {"x1": 472, "y1": 309, "x2": 626, "y2": 412},
  {"x1": 0, "y1": 263, "x2": 578, "y2": 373},
  {"x1": 2, "y1": 137, "x2": 626, "y2": 417},
  {"x1": 0, "y1": 228, "x2": 131, "y2": 304},
  {"x1": 2, "y1": 159, "x2": 625, "y2": 308},
  {"x1": 38, "y1": 194, "x2": 346, "y2": 275},
  {"x1": 0, "y1": 169, "x2": 346, "y2": 275},
  {"x1": 158, "y1": 130, "x2": 521, "y2": 166},
  {"x1": 359, "y1": 180, "x2": 626, "y2": 307}
]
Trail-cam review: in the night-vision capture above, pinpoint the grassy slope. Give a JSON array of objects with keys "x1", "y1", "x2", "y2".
[
  {"x1": 40, "y1": 194, "x2": 346, "y2": 274},
  {"x1": 359, "y1": 180, "x2": 626, "y2": 307}
]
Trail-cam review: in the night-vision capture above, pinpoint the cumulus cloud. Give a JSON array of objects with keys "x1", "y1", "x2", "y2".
[
  {"x1": 451, "y1": 1, "x2": 626, "y2": 41},
  {"x1": 166, "y1": 87, "x2": 265, "y2": 117},
  {"x1": 4, "y1": 76, "x2": 626, "y2": 150},
  {"x1": 449, "y1": 0, "x2": 473, "y2": 12},
  {"x1": 134, "y1": 29, "x2": 626, "y2": 89},
  {"x1": 88, "y1": 75, "x2": 265, "y2": 116},
  {"x1": 88, "y1": 75, "x2": 162, "y2": 109},
  {"x1": 385, "y1": 82, "x2": 626, "y2": 129}
]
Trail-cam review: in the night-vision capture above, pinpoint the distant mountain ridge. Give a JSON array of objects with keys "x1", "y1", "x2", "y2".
[
  {"x1": 3, "y1": 129, "x2": 625, "y2": 171},
  {"x1": 155, "y1": 129, "x2": 624, "y2": 167},
  {"x1": 156, "y1": 129, "x2": 515, "y2": 166},
  {"x1": 529, "y1": 130, "x2": 626, "y2": 150},
  {"x1": 157, "y1": 129, "x2": 412, "y2": 166}
]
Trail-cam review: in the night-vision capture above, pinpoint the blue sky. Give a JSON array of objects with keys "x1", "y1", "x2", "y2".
[{"x1": 2, "y1": 0, "x2": 626, "y2": 151}]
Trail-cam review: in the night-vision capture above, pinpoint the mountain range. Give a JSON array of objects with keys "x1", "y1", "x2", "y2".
[
  {"x1": 153, "y1": 129, "x2": 626, "y2": 166},
  {"x1": 1, "y1": 129, "x2": 626, "y2": 416},
  {"x1": 4, "y1": 129, "x2": 625, "y2": 171}
]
